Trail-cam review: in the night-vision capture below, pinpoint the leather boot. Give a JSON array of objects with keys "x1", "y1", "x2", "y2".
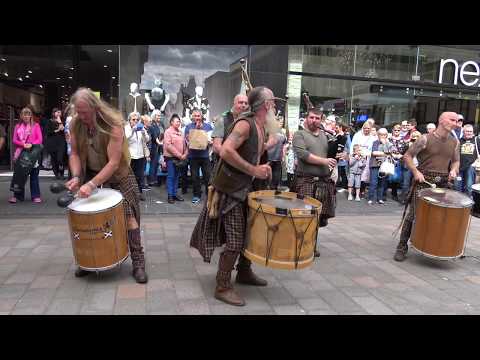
[
  {"x1": 215, "y1": 251, "x2": 245, "y2": 306},
  {"x1": 128, "y1": 228, "x2": 148, "y2": 283},
  {"x1": 235, "y1": 254, "x2": 267, "y2": 286},
  {"x1": 394, "y1": 220, "x2": 412, "y2": 262}
]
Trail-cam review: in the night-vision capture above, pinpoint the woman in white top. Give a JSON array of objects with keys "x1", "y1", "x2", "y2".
[{"x1": 125, "y1": 112, "x2": 150, "y2": 200}]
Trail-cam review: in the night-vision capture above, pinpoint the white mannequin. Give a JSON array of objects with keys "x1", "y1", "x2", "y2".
[
  {"x1": 184, "y1": 85, "x2": 210, "y2": 122},
  {"x1": 123, "y1": 82, "x2": 148, "y2": 119},
  {"x1": 145, "y1": 79, "x2": 170, "y2": 113},
  {"x1": 130, "y1": 82, "x2": 140, "y2": 95}
]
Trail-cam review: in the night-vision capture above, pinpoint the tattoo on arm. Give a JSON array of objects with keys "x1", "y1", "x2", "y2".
[
  {"x1": 227, "y1": 130, "x2": 244, "y2": 147},
  {"x1": 406, "y1": 135, "x2": 427, "y2": 158}
]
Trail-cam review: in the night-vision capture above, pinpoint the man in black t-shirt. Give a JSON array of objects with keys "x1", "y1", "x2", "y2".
[{"x1": 454, "y1": 124, "x2": 477, "y2": 197}]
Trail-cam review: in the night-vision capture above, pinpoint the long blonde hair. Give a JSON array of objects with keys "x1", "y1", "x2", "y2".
[{"x1": 69, "y1": 87, "x2": 124, "y2": 137}]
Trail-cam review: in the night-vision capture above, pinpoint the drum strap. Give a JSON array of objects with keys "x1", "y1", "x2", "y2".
[{"x1": 250, "y1": 203, "x2": 319, "y2": 269}]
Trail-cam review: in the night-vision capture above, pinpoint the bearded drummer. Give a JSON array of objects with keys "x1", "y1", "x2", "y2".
[
  {"x1": 64, "y1": 88, "x2": 148, "y2": 283},
  {"x1": 291, "y1": 108, "x2": 339, "y2": 258},
  {"x1": 393, "y1": 112, "x2": 460, "y2": 262},
  {"x1": 190, "y1": 87, "x2": 283, "y2": 306}
]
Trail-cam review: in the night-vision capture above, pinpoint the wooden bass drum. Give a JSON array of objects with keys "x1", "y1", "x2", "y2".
[
  {"x1": 244, "y1": 190, "x2": 322, "y2": 270},
  {"x1": 411, "y1": 188, "x2": 473, "y2": 260},
  {"x1": 67, "y1": 188, "x2": 129, "y2": 271}
]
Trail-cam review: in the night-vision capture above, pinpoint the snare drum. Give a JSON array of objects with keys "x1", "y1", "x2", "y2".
[
  {"x1": 67, "y1": 188, "x2": 129, "y2": 271},
  {"x1": 411, "y1": 188, "x2": 474, "y2": 260},
  {"x1": 244, "y1": 190, "x2": 322, "y2": 270},
  {"x1": 471, "y1": 184, "x2": 480, "y2": 218}
]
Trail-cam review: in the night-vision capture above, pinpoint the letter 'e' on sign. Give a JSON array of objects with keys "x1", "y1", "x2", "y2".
[{"x1": 460, "y1": 61, "x2": 480, "y2": 86}]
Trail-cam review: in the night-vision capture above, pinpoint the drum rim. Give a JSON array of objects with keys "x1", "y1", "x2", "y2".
[
  {"x1": 68, "y1": 188, "x2": 124, "y2": 212},
  {"x1": 410, "y1": 244, "x2": 463, "y2": 260},
  {"x1": 417, "y1": 188, "x2": 474, "y2": 208},
  {"x1": 472, "y1": 183, "x2": 480, "y2": 192},
  {"x1": 76, "y1": 254, "x2": 129, "y2": 271},
  {"x1": 248, "y1": 190, "x2": 322, "y2": 217}
]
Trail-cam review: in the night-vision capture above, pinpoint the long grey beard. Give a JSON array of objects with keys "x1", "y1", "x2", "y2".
[{"x1": 265, "y1": 109, "x2": 280, "y2": 135}]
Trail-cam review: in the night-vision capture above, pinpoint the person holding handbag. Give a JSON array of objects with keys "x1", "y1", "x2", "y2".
[
  {"x1": 163, "y1": 114, "x2": 188, "y2": 204},
  {"x1": 125, "y1": 112, "x2": 150, "y2": 201},
  {"x1": 368, "y1": 128, "x2": 394, "y2": 205},
  {"x1": 455, "y1": 124, "x2": 477, "y2": 197},
  {"x1": 9, "y1": 107, "x2": 43, "y2": 203}
]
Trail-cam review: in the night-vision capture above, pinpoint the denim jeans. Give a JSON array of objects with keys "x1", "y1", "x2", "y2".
[
  {"x1": 368, "y1": 167, "x2": 387, "y2": 202},
  {"x1": 454, "y1": 166, "x2": 476, "y2": 197},
  {"x1": 166, "y1": 159, "x2": 180, "y2": 197},
  {"x1": 401, "y1": 165, "x2": 412, "y2": 197},
  {"x1": 10, "y1": 166, "x2": 40, "y2": 200},
  {"x1": 148, "y1": 146, "x2": 160, "y2": 184}
]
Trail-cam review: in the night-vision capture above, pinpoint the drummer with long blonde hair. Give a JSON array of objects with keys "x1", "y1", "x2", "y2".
[{"x1": 64, "y1": 87, "x2": 148, "y2": 283}]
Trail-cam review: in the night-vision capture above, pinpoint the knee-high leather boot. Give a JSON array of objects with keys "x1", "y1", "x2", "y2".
[
  {"x1": 393, "y1": 220, "x2": 412, "y2": 262},
  {"x1": 235, "y1": 253, "x2": 267, "y2": 286},
  {"x1": 128, "y1": 228, "x2": 148, "y2": 283},
  {"x1": 215, "y1": 250, "x2": 245, "y2": 306}
]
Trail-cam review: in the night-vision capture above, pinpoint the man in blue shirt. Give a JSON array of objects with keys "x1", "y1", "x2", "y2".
[{"x1": 185, "y1": 109, "x2": 213, "y2": 203}]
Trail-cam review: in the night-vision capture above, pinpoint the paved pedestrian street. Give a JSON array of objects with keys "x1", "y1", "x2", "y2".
[{"x1": 1, "y1": 213, "x2": 480, "y2": 315}]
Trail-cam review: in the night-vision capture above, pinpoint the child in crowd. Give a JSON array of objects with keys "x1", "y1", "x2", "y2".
[{"x1": 348, "y1": 144, "x2": 367, "y2": 201}]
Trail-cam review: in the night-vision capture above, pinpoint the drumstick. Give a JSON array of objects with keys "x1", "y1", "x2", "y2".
[
  {"x1": 423, "y1": 180, "x2": 437, "y2": 189},
  {"x1": 57, "y1": 188, "x2": 99, "y2": 208}
]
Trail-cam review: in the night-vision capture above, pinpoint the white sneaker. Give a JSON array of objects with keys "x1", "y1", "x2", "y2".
[
  {"x1": 338, "y1": 189, "x2": 346, "y2": 193},
  {"x1": 378, "y1": 200, "x2": 385, "y2": 204},
  {"x1": 348, "y1": 194, "x2": 353, "y2": 201},
  {"x1": 368, "y1": 200, "x2": 373, "y2": 205},
  {"x1": 355, "y1": 197, "x2": 361, "y2": 202}
]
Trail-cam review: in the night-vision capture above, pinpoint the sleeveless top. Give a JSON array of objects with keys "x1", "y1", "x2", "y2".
[
  {"x1": 72, "y1": 118, "x2": 131, "y2": 183},
  {"x1": 211, "y1": 113, "x2": 260, "y2": 200},
  {"x1": 417, "y1": 133, "x2": 457, "y2": 174}
]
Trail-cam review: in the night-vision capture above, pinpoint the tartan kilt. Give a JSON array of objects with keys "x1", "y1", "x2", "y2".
[
  {"x1": 111, "y1": 170, "x2": 141, "y2": 226},
  {"x1": 190, "y1": 192, "x2": 246, "y2": 263},
  {"x1": 293, "y1": 174, "x2": 336, "y2": 218}
]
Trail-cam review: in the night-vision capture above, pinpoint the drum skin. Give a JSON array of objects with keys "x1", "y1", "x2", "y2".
[
  {"x1": 68, "y1": 198, "x2": 128, "y2": 270},
  {"x1": 244, "y1": 190, "x2": 322, "y2": 270},
  {"x1": 411, "y1": 190, "x2": 471, "y2": 259}
]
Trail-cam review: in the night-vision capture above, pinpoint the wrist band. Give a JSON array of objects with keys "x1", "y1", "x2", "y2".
[
  {"x1": 72, "y1": 176, "x2": 80, "y2": 182},
  {"x1": 88, "y1": 180, "x2": 97, "y2": 189}
]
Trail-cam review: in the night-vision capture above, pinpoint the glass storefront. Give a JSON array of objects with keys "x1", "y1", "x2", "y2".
[
  {"x1": 279, "y1": 45, "x2": 480, "y2": 133},
  {"x1": 0, "y1": 45, "x2": 119, "y2": 169},
  {"x1": 3, "y1": 44, "x2": 480, "y2": 170}
]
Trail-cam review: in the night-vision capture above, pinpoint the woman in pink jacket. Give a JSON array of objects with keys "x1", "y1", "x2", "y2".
[
  {"x1": 9, "y1": 107, "x2": 43, "y2": 203},
  {"x1": 163, "y1": 114, "x2": 188, "y2": 204}
]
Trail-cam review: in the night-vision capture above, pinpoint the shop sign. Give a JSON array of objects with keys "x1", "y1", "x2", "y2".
[{"x1": 438, "y1": 59, "x2": 480, "y2": 87}]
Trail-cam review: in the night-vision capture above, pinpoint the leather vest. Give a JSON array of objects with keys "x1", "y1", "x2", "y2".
[
  {"x1": 73, "y1": 119, "x2": 131, "y2": 183},
  {"x1": 211, "y1": 113, "x2": 259, "y2": 200}
]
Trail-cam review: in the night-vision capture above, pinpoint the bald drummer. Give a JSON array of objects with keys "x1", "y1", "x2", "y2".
[{"x1": 393, "y1": 112, "x2": 460, "y2": 262}]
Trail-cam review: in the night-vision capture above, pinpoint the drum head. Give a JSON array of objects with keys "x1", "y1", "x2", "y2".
[
  {"x1": 253, "y1": 194, "x2": 314, "y2": 210},
  {"x1": 472, "y1": 183, "x2": 480, "y2": 193},
  {"x1": 418, "y1": 188, "x2": 474, "y2": 208},
  {"x1": 68, "y1": 188, "x2": 123, "y2": 212}
]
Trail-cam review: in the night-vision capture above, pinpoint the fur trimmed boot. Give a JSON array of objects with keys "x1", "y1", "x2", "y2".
[
  {"x1": 128, "y1": 228, "x2": 148, "y2": 283},
  {"x1": 215, "y1": 251, "x2": 245, "y2": 306},
  {"x1": 235, "y1": 254, "x2": 267, "y2": 286},
  {"x1": 393, "y1": 220, "x2": 412, "y2": 262}
]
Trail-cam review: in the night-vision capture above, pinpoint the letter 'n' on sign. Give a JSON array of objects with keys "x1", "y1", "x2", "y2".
[
  {"x1": 438, "y1": 59, "x2": 459, "y2": 85},
  {"x1": 438, "y1": 59, "x2": 480, "y2": 87}
]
